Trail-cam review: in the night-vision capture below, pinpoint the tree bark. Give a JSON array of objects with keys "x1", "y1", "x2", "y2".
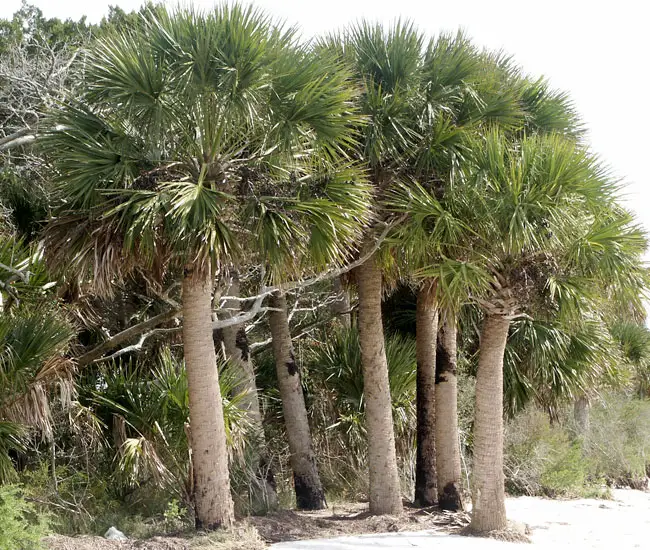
[
  {"x1": 435, "y1": 314, "x2": 464, "y2": 511},
  {"x1": 182, "y1": 268, "x2": 234, "y2": 529},
  {"x1": 573, "y1": 394, "x2": 590, "y2": 435},
  {"x1": 269, "y1": 292, "x2": 326, "y2": 510},
  {"x1": 470, "y1": 314, "x2": 510, "y2": 533},
  {"x1": 219, "y1": 273, "x2": 277, "y2": 512},
  {"x1": 330, "y1": 276, "x2": 351, "y2": 328},
  {"x1": 355, "y1": 254, "x2": 402, "y2": 515},
  {"x1": 414, "y1": 284, "x2": 438, "y2": 507}
]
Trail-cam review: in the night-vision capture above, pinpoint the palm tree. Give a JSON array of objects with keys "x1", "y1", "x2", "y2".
[
  {"x1": 460, "y1": 132, "x2": 647, "y2": 532},
  {"x1": 386, "y1": 32, "x2": 523, "y2": 509},
  {"x1": 42, "y1": 4, "x2": 368, "y2": 528},
  {"x1": 319, "y1": 20, "x2": 427, "y2": 515},
  {"x1": 390, "y1": 125, "x2": 646, "y2": 530}
]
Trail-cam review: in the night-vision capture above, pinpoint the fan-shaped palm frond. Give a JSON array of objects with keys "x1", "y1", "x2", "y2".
[
  {"x1": 503, "y1": 317, "x2": 618, "y2": 416},
  {"x1": 0, "y1": 306, "x2": 75, "y2": 436},
  {"x1": 89, "y1": 347, "x2": 255, "y2": 491},
  {"x1": 309, "y1": 327, "x2": 416, "y2": 429}
]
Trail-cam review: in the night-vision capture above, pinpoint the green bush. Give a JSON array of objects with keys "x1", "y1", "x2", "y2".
[
  {"x1": 504, "y1": 394, "x2": 650, "y2": 497},
  {"x1": 585, "y1": 393, "x2": 650, "y2": 487},
  {"x1": 504, "y1": 407, "x2": 602, "y2": 497},
  {"x1": 0, "y1": 485, "x2": 49, "y2": 550}
]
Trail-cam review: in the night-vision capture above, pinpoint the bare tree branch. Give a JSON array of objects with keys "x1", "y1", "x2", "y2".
[
  {"x1": 220, "y1": 220, "x2": 398, "y2": 304},
  {"x1": 93, "y1": 327, "x2": 182, "y2": 364},
  {"x1": 76, "y1": 309, "x2": 181, "y2": 367},
  {"x1": 0, "y1": 134, "x2": 36, "y2": 152}
]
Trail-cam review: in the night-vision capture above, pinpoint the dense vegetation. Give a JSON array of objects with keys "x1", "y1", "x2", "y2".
[{"x1": 1, "y1": 1, "x2": 649, "y2": 546}]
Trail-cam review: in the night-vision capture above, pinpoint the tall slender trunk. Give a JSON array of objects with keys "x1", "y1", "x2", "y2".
[
  {"x1": 414, "y1": 283, "x2": 438, "y2": 507},
  {"x1": 220, "y1": 273, "x2": 277, "y2": 512},
  {"x1": 355, "y1": 254, "x2": 402, "y2": 515},
  {"x1": 435, "y1": 314, "x2": 464, "y2": 511},
  {"x1": 269, "y1": 292, "x2": 326, "y2": 510},
  {"x1": 331, "y1": 276, "x2": 351, "y2": 328},
  {"x1": 470, "y1": 314, "x2": 510, "y2": 533},
  {"x1": 573, "y1": 394, "x2": 590, "y2": 435},
  {"x1": 182, "y1": 268, "x2": 234, "y2": 529}
]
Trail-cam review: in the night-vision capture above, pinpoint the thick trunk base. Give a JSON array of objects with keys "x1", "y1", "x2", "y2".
[
  {"x1": 183, "y1": 268, "x2": 234, "y2": 529},
  {"x1": 470, "y1": 314, "x2": 510, "y2": 533}
]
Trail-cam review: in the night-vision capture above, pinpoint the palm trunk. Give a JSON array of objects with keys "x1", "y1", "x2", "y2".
[
  {"x1": 573, "y1": 394, "x2": 590, "y2": 435},
  {"x1": 470, "y1": 314, "x2": 510, "y2": 533},
  {"x1": 220, "y1": 273, "x2": 277, "y2": 512},
  {"x1": 182, "y1": 268, "x2": 234, "y2": 529},
  {"x1": 435, "y1": 314, "x2": 464, "y2": 511},
  {"x1": 355, "y1": 254, "x2": 402, "y2": 515},
  {"x1": 331, "y1": 276, "x2": 351, "y2": 327},
  {"x1": 269, "y1": 292, "x2": 326, "y2": 510},
  {"x1": 414, "y1": 284, "x2": 437, "y2": 507}
]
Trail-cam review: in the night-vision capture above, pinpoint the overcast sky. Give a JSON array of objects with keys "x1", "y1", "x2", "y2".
[{"x1": 3, "y1": 0, "x2": 649, "y2": 241}]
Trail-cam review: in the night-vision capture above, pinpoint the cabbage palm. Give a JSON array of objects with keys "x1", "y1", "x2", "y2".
[
  {"x1": 460, "y1": 132, "x2": 647, "y2": 532},
  {"x1": 390, "y1": 127, "x2": 647, "y2": 530},
  {"x1": 389, "y1": 59, "x2": 590, "y2": 511},
  {"x1": 318, "y1": 20, "x2": 426, "y2": 515},
  {"x1": 42, "y1": 4, "x2": 367, "y2": 528},
  {"x1": 383, "y1": 32, "x2": 522, "y2": 509}
]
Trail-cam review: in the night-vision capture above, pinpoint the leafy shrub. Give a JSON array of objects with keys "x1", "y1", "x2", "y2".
[
  {"x1": 504, "y1": 407, "x2": 599, "y2": 497},
  {"x1": 0, "y1": 485, "x2": 49, "y2": 550},
  {"x1": 585, "y1": 393, "x2": 650, "y2": 487}
]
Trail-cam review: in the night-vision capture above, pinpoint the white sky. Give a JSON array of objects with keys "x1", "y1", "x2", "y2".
[{"x1": 2, "y1": 0, "x2": 649, "y2": 242}]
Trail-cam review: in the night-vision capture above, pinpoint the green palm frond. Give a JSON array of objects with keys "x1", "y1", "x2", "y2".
[
  {"x1": 41, "y1": 102, "x2": 145, "y2": 209},
  {"x1": 310, "y1": 326, "x2": 416, "y2": 416},
  {"x1": 44, "y1": 3, "x2": 370, "y2": 287},
  {"x1": 504, "y1": 316, "x2": 617, "y2": 416},
  {"x1": 0, "y1": 305, "x2": 75, "y2": 438},
  {"x1": 518, "y1": 76, "x2": 585, "y2": 137}
]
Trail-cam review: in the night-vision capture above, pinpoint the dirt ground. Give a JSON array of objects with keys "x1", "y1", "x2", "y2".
[
  {"x1": 44, "y1": 489, "x2": 650, "y2": 550},
  {"x1": 249, "y1": 501, "x2": 470, "y2": 543},
  {"x1": 44, "y1": 502, "x2": 469, "y2": 550},
  {"x1": 45, "y1": 535, "x2": 193, "y2": 550}
]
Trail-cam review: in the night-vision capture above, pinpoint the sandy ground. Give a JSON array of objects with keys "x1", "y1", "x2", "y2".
[
  {"x1": 507, "y1": 489, "x2": 650, "y2": 549},
  {"x1": 271, "y1": 489, "x2": 650, "y2": 549}
]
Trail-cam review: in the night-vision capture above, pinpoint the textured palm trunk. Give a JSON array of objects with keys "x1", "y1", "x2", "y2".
[
  {"x1": 330, "y1": 276, "x2": 352, "y2": 327},
  {"x1": 414, "y1": 284, "x2": 438, "y2": 507},
  {"x1": 220, "y1": 274, "x2": 277, "y2": 512},
  {"x1": 435, "y1": 315, "x2": 464, "y2": 511},
  {"x1": 269, "y1": 292, "x2": 326, "y2": 510},
  {"x1": 470, "y1": 314, "x2": 510, "y2": 533},
  {"x1": 356, "y1": 254, "x2": 403, "y2": 515},
  {"x1": 573, "y1": 394, "x2": 590, "y2": 434},
  {"x1": 182, "y1": 268, "x2": 234, "y2": 529}
]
